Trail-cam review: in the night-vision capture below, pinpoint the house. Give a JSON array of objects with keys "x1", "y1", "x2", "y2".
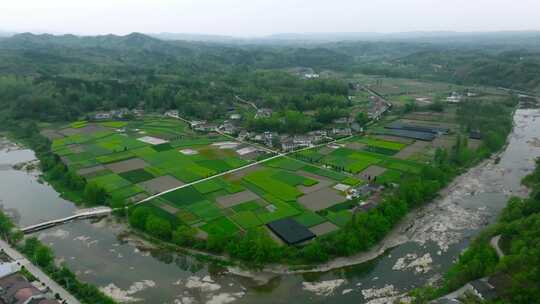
[
  {"x1": 0, "y1": 272, "x2": 60, "y2": 304},
  {"x1": 164, "y1": 110, "x2": 179, "y2": 118},
  {"x1": 431, "y1": 299, "x2": 462, "y2": 304},
  {"x1": 331, "y1": 127, "x2": 352, "y2": 137},
  {"x1": 293, "y1": 135, "x2": 313, "y2": 147},
  {"x1": 307, "y1": 130, "x2": 327, "y2": 142},
  {"x1": 304, "y1": 73, "x2": 320, "y2": 79},
  {"x1": 219, "y1": 121, "x2": 238, "y2": 135},
  {"x1": 280, "y1": 138, "x2": 296, "y2": 152},
  {"x1": 357, "y1": 202, "x2": 376, "y2": 212},
  {"x1": 469, "y1": 129, "x2": 482, "y2": 140},
  {"x1": 237, "y1": 131, "x2": 249, "y2": 141},
  {"x1": 131, "y1": 109, "x2": 144, "y2": 117},
  {"x1": 94, "y1": 112, "x2": 111, "y2": 120},
  {"x1": 229, "y1": 113, "x2": 242, "y2": 120},
  {"x1": 467, "y1": 279, "x2": 498, "y2": 301},
  {"x1": 446, "y1": 92, "x2": 463, "y2": 103},
  {"x1": 267, "y1": 218, "x2": 315, "y2": 245},
  {"x1": 263, "y1": 132, "x2": 277, "y2": 147},
  {"x1": 332, "y1": 117, "x2": 350, "y2": 124},
  {"x1": 0, "y1": 262, "x2": 20, "y2": 279},
  {"x1": 356, "y1": 184, "x2": 384, "y2": 197},
  {"x1": 255, "y1": 108, "x2": 272, "y2": 119},
  {"x1": 110, "y1": 108, "x2": 129, "y2": 118},
  {"x1": 189, "y1": 120, "x2": 207, "y2": 128},
  {"x1": 194, "y1": 123, "x2": 217, "y2": 132}
]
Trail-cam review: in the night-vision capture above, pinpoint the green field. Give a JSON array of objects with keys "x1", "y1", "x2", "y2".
[
  {"x1": 243, "y1": 169, "x2": 303, "y2": 202},
  {"x1": 49, "y1": 117, "x2": 416, "y2": 246},
  {"x1": 323, "y1": 148, "x2": 382, "y2": 173},
  {"x1": 355, "y1": 137, "x2": 407, "y2": 151},
  {"x1": 119, "y1": 169, "x2": 155, "y2": 183}
]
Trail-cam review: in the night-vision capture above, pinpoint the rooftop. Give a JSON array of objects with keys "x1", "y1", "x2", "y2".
[{"x1": 267, "y1": 218, "x2": 315, "y2": 245}]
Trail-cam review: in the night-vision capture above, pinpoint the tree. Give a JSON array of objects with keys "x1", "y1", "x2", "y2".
[
  {"x1": 145, "y1": 215, "x2": 172, "y2": 240},
  {"x1": 34, "y1": 245, "x2": 54, "y2": 268},
  {"x1": 129, "y1": 207, "x2": 150, "y2": 230},
  {"x1": 83, "y1": 182, "x2": 107, "y2": 205},
  {"x1": 0, "y1": 212, "x2": 14, "y2": 240},
  {"x1": 355, "y1": 112, "x2": 369, "y2": 126},
  {"x1": 301, "y1": 241, "x2": 329, "y2": 263},
  {"x1": 172, "y1": 225, "x2": 197, "y2": 246}
]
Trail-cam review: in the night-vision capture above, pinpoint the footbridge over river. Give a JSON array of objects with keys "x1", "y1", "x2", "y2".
[{"x1": 21, "y1": 207, "x2": 114, "y2": 234}]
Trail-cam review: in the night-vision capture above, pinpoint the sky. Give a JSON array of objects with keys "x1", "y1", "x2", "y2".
[{"x1": 1, "y1": 0, "x2": 539, "y2": 36}]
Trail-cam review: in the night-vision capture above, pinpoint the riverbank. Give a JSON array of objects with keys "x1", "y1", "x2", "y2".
[
  {"x1": 228, "y1": 151, "x2": 507, "y2": 281},
  {"x1": 0, "y1": 238, "x2": 81, "y2": 304}
]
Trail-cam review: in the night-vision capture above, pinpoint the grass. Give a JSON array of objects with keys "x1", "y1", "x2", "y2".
[
  {"x1": 193, "y1": 179, "x2": 224, "y2": 194},
  {"x1": 230, "y1": 211, "x2": 262, "y2": 229},
  {"x1": 380, "y1": 158, "x2": 423, "y2": 174},
  {"x1": 201, "y1": 217, "x2": 240, "y2": 237},
  {"x1": 185, "y1": 200, "x2": 223, "y2": 222},
  {"x1": 197, "y1": 159, "x2": 233, "y2": 172},
  {"x1": 110, "y1": 185, "x2": 145, "y2": 200},
  {"x1": 302, "y1": 165, "x2": 348, "y2": 181},
  {"x1": 326, "y1": 210, "x2": 353, "y2": 227},
  {"x1": 143, "y1": 201, "x2": 182, "y2": 228},
  {"x1": 88, "y1": 173, "x2": 131, "y2": 192},
  {"x1": 176, "y1": 209, "x2": 201, "y2": 225},
  {"x1": 265, "y1": 157, "x2": 305, "y2": 171},
  {"x1": 342, "y1": 176, "x2": 364, "y2": 186},
  {"x1": 161, "y1": 186, "x2": 205, "y2": 207},
  {"x1": 324, "y1": 148, "x2": 382, "y2": 173},
  {"x1": 272, "y1": 171, "x2": 318, "y2": 187},
  {"x1": 96, "y1": 151, "x2": 134, "y2": 164},
  {"x1": 118, "y1": 169, "x2": 155, "y2": 184},
  {"x1": 356, "y1": 137, "x2": 407, "y2": 151},
  {"x1": 375, "y1": 169, "x2": 403, "y2": 185},
  {"x1": 294, "y1": 149, "x2": 325, "y2": 162},
  {"x1": 255, "y1": 200, "x2": 301, "y2": 224},
  {"x1": 98, "y1": 121, "x2": 128, "y2": 128},
  {"x1": 152, "y1": 143, "x2": 174, "y2": 152},
  {"x1": 243, "y1": 169, "x2": 303, "y2": 202},
  {"x1": 70, "y1": 121, "x2": 88, "y2": 129},
  {"x1": 294, "y1": 211, "x2": 327, "y2": 228},
  {"x1": 231, "y1": 200, "x2": 261, "y2": 212}
]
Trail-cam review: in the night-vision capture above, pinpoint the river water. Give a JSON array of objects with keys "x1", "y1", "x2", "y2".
[{"x1": 0, "y1": 109, "x2": 539, "y2": 304}]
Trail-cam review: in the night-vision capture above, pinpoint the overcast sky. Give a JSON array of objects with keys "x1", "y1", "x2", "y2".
[{"x1": 2, "y1": 0, "x2": 539, "y2": 36}]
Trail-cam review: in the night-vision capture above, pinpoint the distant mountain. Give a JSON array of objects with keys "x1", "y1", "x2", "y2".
[
  {"x1": 0, "y1": 30, "x2": 15, "y2": 37},
  {"x1": 146, "y1": 31, "x2": 540, "y2": 50},
  {"x1": 151, "y1": 32, "x2": 241, "y2": 43},
  {"x1": 266, "y1": 31, "x2": 540, "y2": 44},
  {"x1": 2, "y1": 33, "x2": 181, "y2": 52}
]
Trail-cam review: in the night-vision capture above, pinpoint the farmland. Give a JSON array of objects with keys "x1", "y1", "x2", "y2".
[
  {"x1": 41, "y1": 79, "x2": 501, "y2": 263},
  {"x1": 46, "y1": 117, "x2": 265, "y2": 207}
]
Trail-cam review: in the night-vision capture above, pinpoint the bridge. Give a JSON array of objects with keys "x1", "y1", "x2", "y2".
[{"x1": 21, "y1": 207, "x2": 113, "y2": 234}]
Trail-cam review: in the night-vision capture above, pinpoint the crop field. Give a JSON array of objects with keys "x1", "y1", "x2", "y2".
[
  {"x1": 49, "y1": 119, "x2": 257, "y2": 209},
  {"x1": 322, "y1": 148, "x2": 382, "y2": 173},
  {"x1": 49, "y1": 115, "x2": 431, "y2": 247},
  {"x1": 355, "y1": 137, "x2": 407, "y2": 151}
]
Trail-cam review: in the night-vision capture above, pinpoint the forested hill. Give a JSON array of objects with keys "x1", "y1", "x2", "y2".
[{"x1": 0, "y1": 32, "x2": 539, "y2": 122}]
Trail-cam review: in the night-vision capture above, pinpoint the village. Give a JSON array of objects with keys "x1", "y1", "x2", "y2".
[{"x1": 42, "y1": 76, "x2": 503, "y2": 251}]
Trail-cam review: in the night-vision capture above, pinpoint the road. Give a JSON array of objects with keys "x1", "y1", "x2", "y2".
[
  {"x1": 133, "y1": 114, "x2": 354, "y2": 207},
  {"x1": 21, "y1": 207, "x2": 113, "y2": 234},
  {"x1": 490, "y1": 234, "x2": 505, "y2": 258},
  {"x1": 0, "y1": 239, "x2": 81, "y2": 304},
  {"x1": 234, "y1": 95, "x2": 258, "y2": 111},
  {"x1": 134, "y1": 134, "x2": 353, "y2": 206}
]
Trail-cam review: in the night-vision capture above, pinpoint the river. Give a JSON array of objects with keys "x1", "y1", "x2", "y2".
[{"x1": 0, "y1": 108, "x2": 539, "y2": 304}]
